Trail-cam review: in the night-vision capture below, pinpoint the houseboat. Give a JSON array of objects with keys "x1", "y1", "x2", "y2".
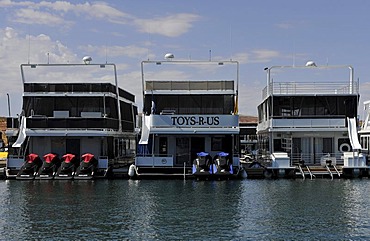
[
  {"x1": 358, "y1": 100, "x2": 370, "y2": 176},
  {"x1": 256, "y1": 62, "x2": 367, "y2": 179},
  {"x1": 129, "y1": 58, "x2": 244, "y2": 179},
  {"x1": 5, "y1": 60, "x2": 138, "y2": 179}
]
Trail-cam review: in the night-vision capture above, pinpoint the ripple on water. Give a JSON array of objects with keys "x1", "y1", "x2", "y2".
[{"x1": 0, "y1": 179, "x2": 369, "y2": 240}]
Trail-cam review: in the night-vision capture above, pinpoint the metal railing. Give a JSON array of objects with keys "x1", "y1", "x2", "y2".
[
  {"x1": 291, "y1": 152, "x2": 343, "y2": 166},
  {"x1": 262, "y1": 81, "x2": 359, "y2": 99}
]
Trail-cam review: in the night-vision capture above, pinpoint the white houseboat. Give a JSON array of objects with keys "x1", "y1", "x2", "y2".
[
  {"x1": 256, "y1": 62, "x2": 366, "y2": 178},
  {"x1": 5, "y1": 61, "x2": 138, "y2": 179},
  {"x1": 130, "y1": 58, "x2": 243, "y2": 179},
  {"x1": 358, "y1": 100, "x2": 370, "y2": 175}
]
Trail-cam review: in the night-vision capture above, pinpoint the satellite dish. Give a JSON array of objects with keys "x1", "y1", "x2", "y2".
[
  {"x1": 83, "y1": 56, "x2": 92, "y2": 64},
  {"x1": 164, "y1": 53, "x2": 174, "y2": 60},
  {"x1": 305, "y1": 60, "x2": 317, "y2": 67}
]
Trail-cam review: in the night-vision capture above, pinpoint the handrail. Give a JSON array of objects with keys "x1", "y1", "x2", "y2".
[
  {"x1": 325, "y1": 165, "x2": 333, "y2": 180},
  {"x1": 306, "y1": 166, "x2": 315, "y2": 180},
  {"x1": 298, "y1": 165, "x2": 305, "y2": 180},
  {"x1": 333, "y1": 165, "x2": 341, "y2": 178}
]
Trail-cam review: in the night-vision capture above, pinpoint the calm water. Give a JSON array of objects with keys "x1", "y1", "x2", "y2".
[{"x1": 0, "y1": 179, "x2": 369, "y2": 240}]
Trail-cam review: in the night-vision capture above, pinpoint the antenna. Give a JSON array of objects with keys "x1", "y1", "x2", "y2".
[
  {"x1": 229, "y1": 23, "x2": 233, "y2": 60},
  {"x1": 27, "y1": 33, "x2": 31, "y2": 64},
  {"x1": 147, "y1": 23, "x2": 152, "y2": 61},
  {"x1": 105, "y1": 45, "x2": 108, "y2": 64},
  {"x1": 209, "y1": 49, "x2": 212, "y2": 61},
  {"x1": 292, "y1": 40, "x2": 296, "y2": 67}
]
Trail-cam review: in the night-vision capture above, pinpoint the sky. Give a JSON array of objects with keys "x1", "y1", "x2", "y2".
[{"x1": 1, "y1": 0, "x2": 370, "y2": 119}]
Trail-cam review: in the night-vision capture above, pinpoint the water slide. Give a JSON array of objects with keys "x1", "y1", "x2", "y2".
[
  {"x1": 347, "y1": 117, "x2": 362, "y2": 150},
  {"x1": 12, "y1": 116, "x2": 27, "y2": 148},
  {"x1": 139, "y1": 115, "x2": 151, "y2": 145}
]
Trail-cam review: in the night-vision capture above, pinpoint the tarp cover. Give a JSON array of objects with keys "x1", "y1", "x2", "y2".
[
  {"x1": 82, "y1": 153, "x2": 94, "y2": 163},
  {"x1": 63, "y1": 153, "x2": 75, "y2": 163},
  {"x1": 43, "y1": 153, "x2": 56, "y2": 163},
  {"x1": 27, "y1": 153, "x2": 39, "y2": 163}
]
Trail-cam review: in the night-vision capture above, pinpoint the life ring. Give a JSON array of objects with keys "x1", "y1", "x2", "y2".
[{"x1": 339, "y1": 143, "x2": 351, "y2": 152}]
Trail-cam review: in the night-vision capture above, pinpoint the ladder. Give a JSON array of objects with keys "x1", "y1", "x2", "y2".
[
  {"x1": 306, "y1": 166, "x2": 315, "y2": 180},
  {"x1": 325, "y1": 165, "x2": 333, "y2": 180},
  {"x1": 298, "y1": 165, "x2": 305, "y2": 180}
]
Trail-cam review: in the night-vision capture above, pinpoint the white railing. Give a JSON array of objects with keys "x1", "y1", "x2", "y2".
[
  {"x1": 271, "y1": 118, "x2": 345, "y2": 128},
  {"x1": 291, "y1": 152, "x2": 344, "y2": 166},
  {"x1": 262, "y1": 81, "x2": 359, "y2": 99}
]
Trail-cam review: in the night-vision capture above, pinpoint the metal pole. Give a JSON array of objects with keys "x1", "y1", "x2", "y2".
[
  {"x1": 6, "y1": 93, "x2": 11, "y2": 116},
  {"x1": 103, "y1": 94, "x2": 106, "y2": 117},
  {"x1": 113, "y1": 64, "x2": 122, "y2": 132}
]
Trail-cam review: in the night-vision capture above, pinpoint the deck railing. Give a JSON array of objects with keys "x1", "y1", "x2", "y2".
[
  {"x1": 290, "y1": 152, "x2": 344, "y2": 166},
  {"x1": 262, "y1": 81, "x2": 359, "y2": 99}
]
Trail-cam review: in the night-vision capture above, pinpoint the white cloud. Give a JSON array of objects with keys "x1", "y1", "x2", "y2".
[
  {"x1": 1, "y1": 1, "x2": 199, "y2": 37},
  {"x1": 232, "y1": 52, "x2": 249, "y2": 64},
  {"x1": 0, "y1": 27, "x2": 80, "y2": 115},
  {"x1": 134, "y1": 13, "x2": 200, "y2": 37},
  {"x1": 252, "y1": 49, "x2": 280, "y2": 62},
  {"x1": 275, "y1": 22, "x2": 294, "y2": 29},
  {"x1": 13, "y1": 8, "x2": 70, "y2": 26},
  {"x1": 231, "y1": 49, "x2": 281, "y2": 64},
  {"x1": 79, "y1": 44, "x2": 149, "y2": 59}
]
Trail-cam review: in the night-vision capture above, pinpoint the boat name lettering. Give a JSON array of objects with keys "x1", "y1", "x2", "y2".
[{"x1": 170, "y1": 116, "x2": 220, "y2": 126}]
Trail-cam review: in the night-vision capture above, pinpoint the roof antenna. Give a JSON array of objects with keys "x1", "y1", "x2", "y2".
[
  {"x1": 147, "y1": 24, "x2": 152, "y2": 61},
  {"x1": 229, "y1": 23, "x2": 233, "y2": 60},
  {"x1": 292, "y1": 40, "x2": 296, "y2": 67},
  {"x1": 105, "y1": 45, "x2": 108, "y2": 64},
  {"x1": 27, "y1": 32, "x2": 31, "y2": 64}
]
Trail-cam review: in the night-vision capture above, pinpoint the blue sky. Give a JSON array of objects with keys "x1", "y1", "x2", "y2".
[{"x1": 1, "y1": 0, "x2": 370, "y2": 118}]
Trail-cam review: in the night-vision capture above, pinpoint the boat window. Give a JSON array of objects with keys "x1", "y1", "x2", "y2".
[
  {"x1": 179, "y1": 95, "x2": 201, "y2": 114},
  {"x1": 145, "y1": 94, "x2": 234, "y2": 115},
  {"x1": 271, "y1": 96, "x2": 357, "y2": 118},
  {"x1": 55, "y1": 98, "x2": 77, "y2": 116}
]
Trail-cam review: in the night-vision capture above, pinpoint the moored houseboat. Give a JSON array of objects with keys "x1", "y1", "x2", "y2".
[
  {"x1": 358, "y1": 100, "x2": 370, "y2": 177},
  {"x1": 129, "y1": 58, "x2": 244, "y2": 179},
  {"x1": 5, "y1": 60, "x2": 138, "y2": 179},
  {"x1": 256, "y1": 62, "x2": 367, "y2": 179}
]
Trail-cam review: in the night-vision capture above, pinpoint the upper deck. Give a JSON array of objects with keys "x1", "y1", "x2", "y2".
[
  {"x1": 144, "y1": 80, "x2": 234, "y2": 95},
  {"x1": 8, "y1": 63, "x2": 138, "y2": 133},
  {"x1": 141, "y1": 60, "x2": 238, "y2": 93},
  {"x1": 20, "y1": 63, "x2": 135, "y2": 101},
  {"x1": 261, "y1": 64, "x2": 359, "y2": 100},
  {"x1": 257, "y1": 64, "x2": 360, "y2": 129},
  {"x1": 141, "y1": 60, "x2": 239, "y2": 116}
]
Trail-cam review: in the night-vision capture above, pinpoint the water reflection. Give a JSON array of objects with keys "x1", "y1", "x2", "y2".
[{"x1": 0, "y1": 179, "x2": 368, "y2": 240}]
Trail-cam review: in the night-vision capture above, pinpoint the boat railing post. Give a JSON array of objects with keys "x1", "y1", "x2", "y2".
[
  {"x1": 113, "y1": 64, "x2": 122, "y2": 132},
  {"x1": 183, "y1": 161, "x2": 186, "y2": 180}
]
